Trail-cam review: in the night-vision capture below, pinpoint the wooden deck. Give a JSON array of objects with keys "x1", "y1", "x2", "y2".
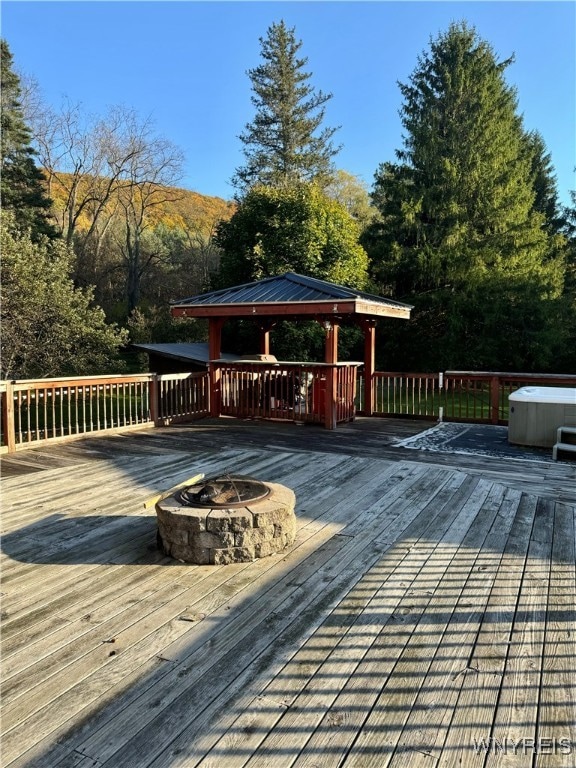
[{"x1": 1, "y1": 418, "x2": 575, "y2": 767}]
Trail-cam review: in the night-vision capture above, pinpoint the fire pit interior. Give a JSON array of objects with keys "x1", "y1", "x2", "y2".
[
  {"x1": 156, "y1": 473, "x2": 296, "y2": 564},
  {"x1": 178, "y1": 474, "x2": 271, "y2": 507}
]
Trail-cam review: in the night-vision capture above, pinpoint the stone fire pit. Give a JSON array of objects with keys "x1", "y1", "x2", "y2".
[{"x1": 155, "y1": 474, "x2": 296, "y2": 565}]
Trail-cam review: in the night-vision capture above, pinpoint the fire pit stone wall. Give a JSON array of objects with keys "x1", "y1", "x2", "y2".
[{"x1": 156, "y1": 482, "x2": 296, "y2": 564}]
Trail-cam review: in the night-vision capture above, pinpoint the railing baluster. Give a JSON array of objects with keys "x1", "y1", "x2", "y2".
[
  {"x1": 66, "y1": 386, "x2": 71, "y2": 435},
  {"x1": 88, "y1": 385, "x2": 94, "y2": 431},
  {"x1": 16, "y1": 390, "x2": 23, "y2": 444},
  {"x1": 33, "y1": 388, "x2": 39, "y2": 441},
  {"x1": 43, "y1": 387, "x2": 48, "y2": 439}
]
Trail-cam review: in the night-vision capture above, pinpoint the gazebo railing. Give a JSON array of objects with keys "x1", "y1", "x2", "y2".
[{"x1": 216, "y1": 362, "x2": 358, "y2": 425}]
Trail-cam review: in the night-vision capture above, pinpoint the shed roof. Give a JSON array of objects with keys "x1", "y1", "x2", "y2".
[
  {"x1": 171, "y1": 272, "x2": 412, "y2": 320},
  {"x1": 132, "y1": 343, "x2": 237, "y2": 365}
]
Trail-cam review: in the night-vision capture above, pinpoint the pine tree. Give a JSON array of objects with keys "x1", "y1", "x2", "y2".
[
  {"x1": 365, "y1": 22, "x2": 567, "y2": 371},
  {"x1": 233, "y1": 20, "x2": 340, "y2": 193},
  {"x1": 0, "y1": 40, "x2": 56, "y2": 240},
  {"x1": 523, "y1": 129, "x2": 564, "y2": 233}
]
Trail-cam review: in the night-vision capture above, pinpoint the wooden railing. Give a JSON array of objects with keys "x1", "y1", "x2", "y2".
[
  {"x1": 1, "y1": 372, "x2": 210, "y2": 453},
  {"x1": 156, "y1": 372, "x2": 210, "y2": 425},
  {"x1": 357, "y1": 371, "x2": 576, "y2": 424},
  {"x1": 2, "y1": 368, "x2": 574, "y2": 452},
  {"x1": 217, "y1": 362, "x2": 358, "y2": 426}
]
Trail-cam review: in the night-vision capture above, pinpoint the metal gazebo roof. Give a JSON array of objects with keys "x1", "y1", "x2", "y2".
[{"x1": 170, "y1": 272, "x2": 412, "y2": 320}]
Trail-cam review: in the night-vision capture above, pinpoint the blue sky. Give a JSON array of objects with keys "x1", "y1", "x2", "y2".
[{"x1": 2, "y1": 1, "x2": 575, "y2": 206}]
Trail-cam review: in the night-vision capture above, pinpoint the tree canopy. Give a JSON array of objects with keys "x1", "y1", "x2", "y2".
[
  {"x1": 233, "y1": 20, "x2": 340, "y2": 193},
  {"x1": 1, "y1": 212, "x2": 128, "y2": 379},
  {"x1": 216, "y1": 182, "x2": 369, "y2": 289},
  {"x1": 324, "y1": 170, "x2": 379, "y2": 233},
  {"x1": 0, "y1": 39, "x2": 56, "y2": 240},
  {"x1": 363, "y1": 22, "x2": 569, "y2": 371}
]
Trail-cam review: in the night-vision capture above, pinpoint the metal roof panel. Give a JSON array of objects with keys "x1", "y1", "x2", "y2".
[
  {"x1": 172, "y1": 272, "x2": 412, "y2": 310},
  {"x1": 132, "y1": 343, "x2": 237, "y2": 363}
]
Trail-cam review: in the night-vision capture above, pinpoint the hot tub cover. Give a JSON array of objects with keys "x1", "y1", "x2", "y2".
[{"x1": 509, "y1": 387, "x2": 576, "y2": 404}]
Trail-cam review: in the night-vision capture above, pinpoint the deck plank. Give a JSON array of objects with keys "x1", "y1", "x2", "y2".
[
  {"x1": 533, "y1": 501, "x2": 576, "y2": 768},
  {"x1": 146, "y1": 472, "x2": 475, "y2": 768},
  {"x1": 387, "y1": 486, "x2": 525, "y2": 767},
  {"x1": 335, "y1": 481, "x2": 506, "y2": 768},
  {"x1": 431, "y1": 492, "x2": 538, "y2": 768},
  {"x1": 1, "y1": 418, "x2": 575, "y2": 768},
  {"x1": 487, "y1": 498, "x2": 554, "y2": 768}
]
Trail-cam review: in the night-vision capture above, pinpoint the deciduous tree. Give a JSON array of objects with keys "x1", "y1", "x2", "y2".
[
  {"x1": 216, "y1": 183, "x2": 368, "y2": 361},
  {"x1": 28, "y1": 97, "x2": 185, "y2": 315},
  {"x1": 1, "y1": 211, "x2": 128, "y2": 378},
  {"x1": 216, "y1": 182, "x2": 368, "y2": 289},
  {"x1": 325, "y1": 170, "x2": 379, "y2": 233},
  {"x1": 113, "y1": 129, "x2": 184, "y2": 313}
]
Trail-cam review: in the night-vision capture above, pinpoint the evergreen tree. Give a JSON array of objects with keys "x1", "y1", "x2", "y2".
[
  {"x1": 0, "y1": 40, "x2": 56, "y2": 240},
  {"x1": 557, "y1": 189, "x2": 576, "y2": 371},
  {"x1": 365, "y1": 22, "x2": 567, "y2": 371},
  {"x1": 233, "y1": 20, "x2": 340, "y2": 193},
  {"x1": 523, "y1": 129, "x2": 564, "y2": 233}
]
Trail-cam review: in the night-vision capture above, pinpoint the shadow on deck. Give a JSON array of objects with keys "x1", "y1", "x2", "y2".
[{"x1": 1, "y1": 417, "x2": 575, "y2": 767}]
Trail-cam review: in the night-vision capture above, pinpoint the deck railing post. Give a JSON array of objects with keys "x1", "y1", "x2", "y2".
[
  {"x1": 362, "y1": 320, "x2": 376, "y2": 416},
  {"x1": 149, "y1": 374, "x2": 159, "y2": 426},
  {"x1": 322, "y1": 321, "x2": 339, "y2": 430},
  {"x1": 2, "y1": 380, "x2": 16, "y2": 453},
  {"x1": 210, "y1": 363, "x2": 222, "y2": 418},
  {"x1": 209, "y1": 318, "x2": 224, "y2": 418},
  {"x1": 490, "y1": 375, "x2": 500, "y2": 424},
  {"x1": 324, "y1": 365, "x2": 337, "y2": 430}
]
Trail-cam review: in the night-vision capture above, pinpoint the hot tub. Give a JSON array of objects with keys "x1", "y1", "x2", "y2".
[{"x1": 508, "y1": 386, "x2": 576, "y2": 447}]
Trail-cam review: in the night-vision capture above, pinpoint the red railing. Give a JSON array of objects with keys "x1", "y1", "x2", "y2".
[
  {"x1": 156, "y1": 372, "x2": 209, "y2": 425},
  {"x1": 334, "y1": 364, "x2": 358, "y2": 424},
  {"x1": 216, "y1": 362, "x2": 358, "y2": 426},
  {"x1": 357, "y1": 371, "x2": 576, "y2": 424}
]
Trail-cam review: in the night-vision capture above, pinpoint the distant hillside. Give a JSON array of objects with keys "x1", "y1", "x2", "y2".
[
  {"x1": 44, "y1": 172, "x2": 236, "y2": 235},
  {"x1": 160, "y1": 185, "x2": 236, "y2": 232}
]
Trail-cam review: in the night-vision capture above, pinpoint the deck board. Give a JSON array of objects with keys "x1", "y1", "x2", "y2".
[
  {"x1": 429, "y1": 491, "x2": 537, "y2": 768},
  {"x1": 1, "y1": 418, "x2": 575, "y2": 767}
]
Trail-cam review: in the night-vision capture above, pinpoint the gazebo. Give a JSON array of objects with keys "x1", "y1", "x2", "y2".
[{"x1": 170, "y1": 272, "x2": 412, "y2": 429}]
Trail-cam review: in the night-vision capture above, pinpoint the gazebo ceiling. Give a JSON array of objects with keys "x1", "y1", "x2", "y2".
[{"x1": 170, "y1": 272, "x2": 412, "y2": 320}]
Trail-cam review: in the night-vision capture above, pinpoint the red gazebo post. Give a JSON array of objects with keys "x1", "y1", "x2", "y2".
[
  {"x1": 324, "y1": 320, "x2": 339, "y2": 430},
  {"x1": 258, "y1": 320, "x2": 275, "y2": 356},
  {"x1": 208, "y1": 317, "x2": 225, "y2": 417},
  {"x1": 360, "y1": 318, "x2": 376, "y2": 416}
]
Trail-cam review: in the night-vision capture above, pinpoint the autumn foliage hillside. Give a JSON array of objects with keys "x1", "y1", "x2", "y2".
[{"x1": 45, "y1": 172, "x2": 235, "y2": 236}]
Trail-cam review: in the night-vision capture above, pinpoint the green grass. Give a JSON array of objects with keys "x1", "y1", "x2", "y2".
[
  {"x1": 356, "y1": 380, "x2": 508, "y2": 422},
  {"x1": 12, "y1": 390, "x2": 150, "y2": 442}
]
